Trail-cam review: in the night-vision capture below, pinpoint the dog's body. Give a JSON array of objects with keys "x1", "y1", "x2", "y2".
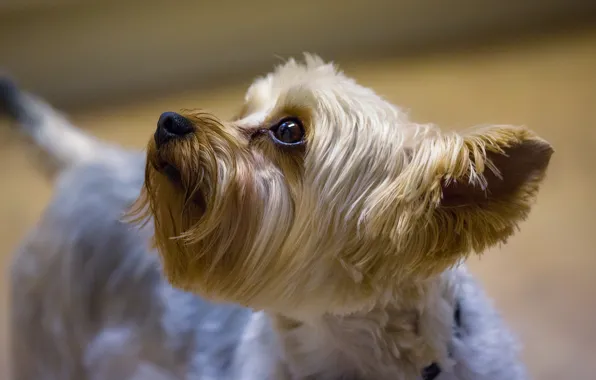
[{"x1": 3, "y1": 57, "x2": 551, "y2": 380}]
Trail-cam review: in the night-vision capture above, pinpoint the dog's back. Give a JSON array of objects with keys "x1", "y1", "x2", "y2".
[{"x1": 2, "y1": 79, "x2": 252, "y2": 380}]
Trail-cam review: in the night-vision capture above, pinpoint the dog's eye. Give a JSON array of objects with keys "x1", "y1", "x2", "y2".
[{"x1": 269, "y1": 118, "x2": 305, "y2": 146}]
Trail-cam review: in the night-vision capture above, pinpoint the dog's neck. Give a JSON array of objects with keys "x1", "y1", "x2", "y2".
[{"x1": 270, "y1": 271, "x2": 458, "y2": 380}]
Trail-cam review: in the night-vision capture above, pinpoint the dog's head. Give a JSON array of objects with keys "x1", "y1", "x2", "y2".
[{"x1": 130, "y1": 55, "x2": 553, "y2": 316}]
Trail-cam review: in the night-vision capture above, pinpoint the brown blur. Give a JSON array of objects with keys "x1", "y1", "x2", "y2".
[{"x1": 1, "y1": 1, "x2": 595, "y2": 378}]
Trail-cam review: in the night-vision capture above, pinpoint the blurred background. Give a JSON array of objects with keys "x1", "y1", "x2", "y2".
[{"x1": 1, "y1": 1, "x2": 595, "y2": 378}]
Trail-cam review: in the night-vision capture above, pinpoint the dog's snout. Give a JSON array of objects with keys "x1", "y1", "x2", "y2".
[{"x1": 155, "y1": 111, "x2": 194, "y2": 147}]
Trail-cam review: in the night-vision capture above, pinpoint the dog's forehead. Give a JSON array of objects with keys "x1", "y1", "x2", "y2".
[{"x1": 240, "y1": 56, "x2": 363, "y2": 122}]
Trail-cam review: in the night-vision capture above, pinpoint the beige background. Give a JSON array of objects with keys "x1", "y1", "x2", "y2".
[
  {"x1": 1, "y1": 0, "x2": 595, "y2": 108},
  {"x1": 1, "y1": 16, "x2": 596, "y2": 380}
]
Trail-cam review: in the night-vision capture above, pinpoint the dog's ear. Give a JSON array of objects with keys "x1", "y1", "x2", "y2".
[
  {"x1": 438, "y1": 126, "x2": 553, "y2": 209},
  {"x1": 363, "y1": 125, "x2": 553, "y2": 275}
]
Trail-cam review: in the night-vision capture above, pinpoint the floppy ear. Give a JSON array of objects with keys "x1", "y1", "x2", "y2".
[{"x1": 364, "y1": 125, "x2": 553, "y2": 275}]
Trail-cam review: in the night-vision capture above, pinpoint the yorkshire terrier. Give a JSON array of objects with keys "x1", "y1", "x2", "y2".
[{"x1": 3, "y1": 55, "x2": 553, "y2": 380}]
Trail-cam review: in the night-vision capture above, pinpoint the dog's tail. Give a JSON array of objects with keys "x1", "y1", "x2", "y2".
[{"x1": 0, "y1": 76, "x2": 119, "y2": 177}]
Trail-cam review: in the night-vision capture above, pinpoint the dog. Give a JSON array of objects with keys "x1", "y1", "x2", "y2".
[{"x1": 3, "y1": 55, "x2": 553, "y2": 380}]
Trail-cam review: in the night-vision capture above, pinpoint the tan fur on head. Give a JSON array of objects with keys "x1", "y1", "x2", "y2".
[
  {"x1": 129, "y1": 54, "x2": 553, "y2": 317},
  {"x1": 129, "y1": 110, "x2": 288, "y2": 307}
]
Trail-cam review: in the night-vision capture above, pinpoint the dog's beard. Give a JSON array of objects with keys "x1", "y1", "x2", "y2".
[{"x1": 128, "y1": 112, "x2": 298, "y2": 309}]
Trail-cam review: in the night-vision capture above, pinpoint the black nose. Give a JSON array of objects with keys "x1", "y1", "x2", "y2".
[{"x1": 154, "y1": 111, "x2": 194, "y2": 147}]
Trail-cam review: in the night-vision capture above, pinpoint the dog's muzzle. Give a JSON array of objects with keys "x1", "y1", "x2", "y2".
[{"x1": 151, "y1": 111, "x2": 197, "y2": 185}]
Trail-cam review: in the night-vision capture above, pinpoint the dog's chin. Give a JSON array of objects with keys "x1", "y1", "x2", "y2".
[
  {"x1": 161, "y1": 163, "x2": 183, "y2": 186},
  {"x1": 149, "y1": 157, "x2": 209, "y2": 217}
]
